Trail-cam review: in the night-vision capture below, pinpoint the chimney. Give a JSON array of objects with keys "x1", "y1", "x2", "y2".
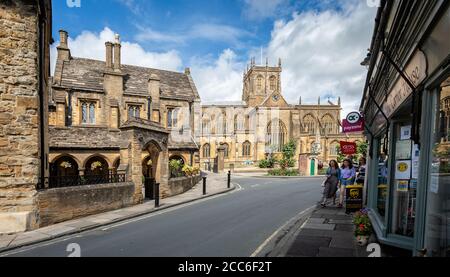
[
  {"x1": 105, "y1": 42, "x2": 113, "y2": 70},
  {"x1": 149, "y1": 73, "x2": 160, "y2": 104},
  {"x1": 113, "y1": 34, "x2": 121, "y2": 72},
  {"x1": 57, "y1": 30, "x2": 71, "y2": 61},
  {"x1": 185, "y1": 67, "x2": 191, "y2": 75}
]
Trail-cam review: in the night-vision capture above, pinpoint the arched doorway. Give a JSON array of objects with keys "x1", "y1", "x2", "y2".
[
  {"x1": 142, "y1": 140, "x2": 162, "y2": 200},
  {"x1": 169, "y1": 155, "x2": 185, "y2": 178},
  {"x1": 85, "y1": 156, "x2": 109, "y2": 184},
  {"x1": 50, "y1": 156, "x2": 80, "y2": 188}
]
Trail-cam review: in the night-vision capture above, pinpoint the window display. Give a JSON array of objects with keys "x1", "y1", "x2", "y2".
[{"x1": 376, "y1": 133, "x2": 389, "y2": 218}]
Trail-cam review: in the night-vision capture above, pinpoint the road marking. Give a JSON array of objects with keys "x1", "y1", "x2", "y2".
[
  {"x1": 251, "y1": 184, "x2": 260, "y2": 188},
  {"x1": 250, "y1": 205, "x2": 316, "y2": 257}
]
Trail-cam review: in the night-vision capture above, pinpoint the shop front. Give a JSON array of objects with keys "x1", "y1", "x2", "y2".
[{"x1": 360, "y1": 0, "x2": 450, "y2": 257}]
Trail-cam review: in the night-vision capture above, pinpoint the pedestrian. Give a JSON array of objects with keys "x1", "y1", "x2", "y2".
[
  {"x1": 320, "y1": 160, "x2": 341, "y2": 208},
  {"x1": 338, "y1": 159, "x2": 356, "y2": 208},
  {"x1": 356, "y1": 157, "x2": 367, "y2": 185}
]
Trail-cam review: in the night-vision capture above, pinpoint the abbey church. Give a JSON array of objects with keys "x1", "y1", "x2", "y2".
[{"x1": 198, "y1": 58, "x2": 363, "y2": 175}]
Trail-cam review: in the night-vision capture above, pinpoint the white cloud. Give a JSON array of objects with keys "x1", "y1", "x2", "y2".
[
  {"x1": 243, "y1": 0, "x2": 289, "y2": 21},
  {"x1": 190, "y1": 49, "x2": 244, "y2": 103},
  {"x1": 266, "y1": 1, "x2": 376, "y2": 116},
  {"x1": 51, "y1": 27, "x2": 183, "y2": 75}
]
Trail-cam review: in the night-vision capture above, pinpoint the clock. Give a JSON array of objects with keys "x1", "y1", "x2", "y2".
[{"x1": 272, "y1": 94, "x2": 280, "y2": 101}]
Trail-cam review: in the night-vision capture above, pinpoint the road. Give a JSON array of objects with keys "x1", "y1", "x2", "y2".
[{"x1": 4, "y1": 177, "x2": 322, "y2": 257}]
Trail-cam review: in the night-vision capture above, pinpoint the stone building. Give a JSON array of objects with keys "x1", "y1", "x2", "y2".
[
  {"x1": 198, "y1": 59, "x2": 364, "y2": 175},
  {"x1": 48, "y1": 31, "x2": 201, "y2": 198},
  {"x1": 0, "y1": 0, "x2": 52, "y2": 233}
]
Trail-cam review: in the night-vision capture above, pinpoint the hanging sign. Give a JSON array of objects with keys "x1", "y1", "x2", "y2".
[
  {"x1": 340, "y1": 141, "x2": 357, "y2": 155},
  {"x1": 342, "y1": 112, "x2": 365, "y2": 133}
]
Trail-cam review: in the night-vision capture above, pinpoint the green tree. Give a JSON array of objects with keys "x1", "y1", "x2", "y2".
[{"x1": 279, "y1": 140, "x2": 297, "y2": 170}]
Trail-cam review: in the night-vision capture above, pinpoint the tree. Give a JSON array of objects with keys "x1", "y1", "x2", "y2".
[{"x1": 279, "y1": 140, "x2": 297, "y2": 170}]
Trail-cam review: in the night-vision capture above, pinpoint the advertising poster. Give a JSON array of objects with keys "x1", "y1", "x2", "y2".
[
  {"x1": 396, "y1": 180, "x2": 409, "y2": 192},
  {"x1": 395, "y1": 160, "x2": 411, "y2": 180},
  {"x1": 395, "y1": 140, "x2": 412, "y2": 160},
  {"x1": 411, "y1": 144, "x2": 420, "y2": 179},
  {"x1": 400, "y1": 125, "x2": 412, "y2": 140}
]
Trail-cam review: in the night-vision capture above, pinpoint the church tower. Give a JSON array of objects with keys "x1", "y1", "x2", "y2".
[{"x1": 242, "y1": 58, "x2": 282, "y2": 107}]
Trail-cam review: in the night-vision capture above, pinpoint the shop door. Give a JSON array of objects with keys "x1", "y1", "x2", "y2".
[{"x1": 310, "y1": 159, "x2": 315, "y2": 176}]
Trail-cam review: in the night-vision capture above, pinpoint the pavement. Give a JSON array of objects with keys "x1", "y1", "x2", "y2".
[
  {"x1": 1, "y1": 176, "x2": 323, "y2": 257},
  {"x1": 0, "y1": 172, "x2": 234, "y2": 254}
]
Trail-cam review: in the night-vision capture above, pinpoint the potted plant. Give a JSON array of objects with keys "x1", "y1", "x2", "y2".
[{"x1": 353, "y1": 208, "x2": 372, "y2": 246}]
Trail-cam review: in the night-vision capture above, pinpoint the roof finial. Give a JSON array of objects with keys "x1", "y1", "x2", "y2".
[{"x1": 115, "y1": 34, "x2": 120, "y2": 44}]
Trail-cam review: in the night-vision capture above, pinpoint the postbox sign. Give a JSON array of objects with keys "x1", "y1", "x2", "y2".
[
  {"x1": 340, "y1": 141, "x2": 357, "y2": 155},
  {"x1": 343, "y1": 112, "x2": 365, "y2": 133}
]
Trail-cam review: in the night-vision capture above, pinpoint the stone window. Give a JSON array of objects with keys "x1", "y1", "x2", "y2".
[
  {"x1": 321, "y1": 114, "x2": 336, "y2": 135},
  {"x1": 266, "y1": 120, "x2": 287, "y2": 153},
  {"x1": 257, "y1": 75, "x2": 264, "y2": 91},
  {"x1": 234, "y1": 114, "x2": 244, "y2": 131},
  {"x1": 222, "y1": 143, "x2": 230, "y2": 158},
  {"x1": 203, "y1": 143, "x2": 211, "y2": 158},
  {"x1": 167, "y1": 108, "x2": 178, "y2": 128},
  {"x1": 303, "y1": 114, "x2": 316, "y2": 135},
  {"x1": 81, "y1": 101, "x2": 96, "y2": 125},
  {"x1": 242, "y1": 141, "x2": 251, "y2": 157},
  {"x1": 269, "y1": 76, "x2": 277, "y2": 91},
  {"x1": 202, "y1": 119, "x2": 211, "y2": 135},
  {"x1": 329, "y1": 142, "x2": 339, "y2": 155},
  {"x1": 128, "y1": 105, "x2": 141, "y2": 119}
]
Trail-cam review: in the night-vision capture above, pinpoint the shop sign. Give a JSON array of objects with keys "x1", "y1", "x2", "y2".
[
  {"x1": 382, "y1": 50, "x2": 427, "y2": 119},
  {"x1": 342, "y1": 112, "x2": 365, "y2": 133},
  {"x1": 340, "y1": 141, "x2": 357, "y2": 155},
  {"x1": 346, "y1": 185, "x2": 363, "y2": 213}
]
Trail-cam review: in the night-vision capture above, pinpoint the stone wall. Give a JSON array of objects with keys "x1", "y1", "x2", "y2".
[
  {"x1": 166, "y1": 175, "x2": 202, "y2": 198},
  {"x1": 37, "y1": 182, "x2": 135, "y2": 227},
  {"x1": 0, "y1": 0, "x2": 42, "y2": 233}
]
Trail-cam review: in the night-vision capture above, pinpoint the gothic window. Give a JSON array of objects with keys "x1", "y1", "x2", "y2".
[
  {"x1": 202, "y1": 119, "x2": 211, "y2": 135},
  {"x1": 222, "y1": 143, "x2": 230, "y2": 158},
  {"x1": 321, "y1": 114, "x2": 335, "y2": 135},
  {"x1": 303, "y1": 114, "x2": 316, "y2": 135},
  {"x1": 81, "y1": 101, "x2": 96, "y2": 125},
  {"x1": 128, "y1": 105, "x2": 141, "y2": 119},
  {"x1": 167, "y1": 108, "x2": 178, "y2": 128},
  {"x1": 266, "y1": 120, "x2": 287, "y2": 153},
  {"x1": 203, "y1": 144, "x2": 211, "y2": 158},
  {"x1": 257, "y1": 75, "x2": 264, "y2": 91},
  {"x1": 242, "y1": 141, "x2": 251, "y2": 157},
  {"x1": 330, "y1": 142, "x2": 339, "y2": 156},
  {"x1": 234, "y1": 114, "x2": 244, "y2": 131},
  {"x1": 269, "y1": 76, "x2": 277, "y2": 91},
  {"x1": 216, "y1": 114, "x2": 224, "y2": 134}
]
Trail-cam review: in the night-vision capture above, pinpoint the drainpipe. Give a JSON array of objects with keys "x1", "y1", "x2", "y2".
[
  {"x1": 67, "y1": 89, "x2": 73, "y2": 127},
  {"x1": 38, "y1": 4, "x2": 46, "y2": 190},
  {"x1": 147, "y1": 96, "x2": 152, "y2": 121}
]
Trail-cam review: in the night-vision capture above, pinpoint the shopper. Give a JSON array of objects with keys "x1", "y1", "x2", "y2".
[
  {"x1": 320, "y1": 160, "x2": 341, "y2": 208},
  {"x1": 338, "y1": 159, "x2": 356, "y2": 208},
  {"x1": 356, "y1": 157, "x2": 367, "y2": 185}
]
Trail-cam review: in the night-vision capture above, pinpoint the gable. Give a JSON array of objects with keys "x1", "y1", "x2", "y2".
[{"x1": 260, "y1": 92, "x2": 289, "y2": 108}]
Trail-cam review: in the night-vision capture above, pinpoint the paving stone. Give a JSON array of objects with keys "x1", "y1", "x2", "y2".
[
  {"x1": 286, "y1": 236, "x2": 331, "y2": 257},
  {"x1": 323, "y1": 214, "x2": 352, "y2": 221},
  {"x1": 64, "y1": 220, "x2": 98, "y2": 230},
  {"x1": 314, "y1": 209, "x2": 339, "y2": 215},
  {"x1": 303, "y1": 223, "x2": 335, "y2": 231},
  {"x1": 307, "y1": 218, "x2": 326, "y2": 224},
  {"x1": 330, "y1": 236, "x2": 355, "y2": 250},
  {"x1": 9, "y1": 232, "x2": 50, "y2": 246},
  {"x1": 335, "y1": 224, "x2": 355, "y2": 232},
  {"x1": 35, "y1": 225, "x2": 76, "y2": 237},
  {"x1": 328, "y1": 219, "x2": 354, "y2": 225},
  {"x1": 318, "y1": 247, "x2": 354, "y2": 257}
]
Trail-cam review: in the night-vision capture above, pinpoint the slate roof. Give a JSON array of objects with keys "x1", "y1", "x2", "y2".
[{"x1": 57, "y1": 57, "x2": 200, "y2": 101}]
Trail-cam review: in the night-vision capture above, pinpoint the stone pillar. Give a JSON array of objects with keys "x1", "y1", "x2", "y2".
[
  {"x1": 105, "y1": 42, "x2": 113, "y2": 70},
  {"x1": 216, "y1": 145, "x2": 226, "y2": 173},
  {"x1": 113, "y1": 35, "x2": 121, "y2": 72}
]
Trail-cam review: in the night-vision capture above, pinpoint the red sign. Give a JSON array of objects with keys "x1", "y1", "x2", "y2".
[
  {"x1": 342, "y1": 112, "x2": 365, "y2": 133},
  {"x1": 340, "y1": 141, "x2": 357, "y2": 155}
]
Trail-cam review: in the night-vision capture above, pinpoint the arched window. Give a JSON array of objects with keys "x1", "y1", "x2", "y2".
[
  {"x1": 128, "y1": 105, "x2": 141, "y2": 119},
  {"x1": 257, "y1": 75, "x2": 264, "y2": 90},
  {"x1": 81, "y1": 101, "x2": 96, "y2": 125},
  {"x1": 169, "y1": 155, "x2": 185, "y2": 178},
  {"x1": 49, "y1": 156, "x2": 80, "y2": 188},
  {"x1": 85, "y1": 156, "x2": 109, "y2": 177},
  {"x1": 321, "y1": 114, "x2": 335, "y2": 135},
  {"x1": 222, "y1": 143, "x2": 229, "y2": 158},
  {"x1": 303, "y1": 114, "x2": 316, "y2": 135},
  {"x1": 202, "y1": 119, "x2": 211, "y2": 135},
  {"x1": 329, "y1": 142, "x2": 339, "y2": 156},
  {"x1": 234, "y1": 114, "x2": 244, "y2": 131},
  {"x1": 216, "y1": 114, "x2": 224, "y2": 134},
  {"x1": 266, "y1": 120, "x2": 287, "y2": 152},
  {"x1": 89, "y1": 103, "x2": 96, "y2": 124},
  {"x1": 242, "y1": 141, "x2": 251, "y2": 157},
  {"x1": 203, "y1": 144, "x2": 211, "y2": 158},
  {"x1": 269, "y1": 76, "x2": 277, "y2": 91}
]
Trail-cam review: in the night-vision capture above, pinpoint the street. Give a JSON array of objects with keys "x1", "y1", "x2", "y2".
[{"x1": 3, "y1": 177, "x2": 322, "y2": 257}]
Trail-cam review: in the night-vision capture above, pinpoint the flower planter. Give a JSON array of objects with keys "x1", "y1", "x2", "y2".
[{"x1": 356, "y1": 235, "x2": 370, "y2": 247}]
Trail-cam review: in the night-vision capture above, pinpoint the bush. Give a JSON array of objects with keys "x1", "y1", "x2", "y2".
[
  {"x1": 182, "y1": 165, "x2": 200, "y2": 177},
  {"x1": 268, "y1": 169, "x2": 299, "y2": 176},
  {"x1": 259, "y1": 157, "x2": 276, "y2": 168}
]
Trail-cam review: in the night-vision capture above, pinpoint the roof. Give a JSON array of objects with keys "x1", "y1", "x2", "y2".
[
  {"x1": 202, "y1": 101, "x2": 248, "y2": 107},
  {"x1": 57, "y1": 57, "x2": 200, "y2": 101}
]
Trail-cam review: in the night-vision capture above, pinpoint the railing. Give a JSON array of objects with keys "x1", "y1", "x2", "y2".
[{"x1": 40, "y1": 171, "x2": 127, "y2": 189}]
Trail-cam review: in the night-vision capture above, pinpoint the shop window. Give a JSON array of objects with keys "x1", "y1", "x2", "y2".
[
  {"x1": 424, "y1": 86, "x2": 450, "y2": 257},
  {"x1": 376, "y1": 132, "x2": 390, "y2": 218}
]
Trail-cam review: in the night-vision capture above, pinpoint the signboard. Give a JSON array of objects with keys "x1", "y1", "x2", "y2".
[
  {"x1": 345, "y1": 185, "x2": 363, "y2": 213},
  {"x1": 340, "y1": 141, "x2": 357, "y2": 155},
  {"x1": 342, "y1": 112, "x2": 365, "y2": 133},
  {"x1": 395, "y1": 140, "x2": 412, "y2": 160},
  {"x1": 395, "y1": 160, "x2": 411, "y2": 180},
  {"x1": 400, "y1": 126, "x2": 412, "y2": 140},
  {"x1": 411, "y1": 144, "x2": 420, "y2": 179},
  {"x1": 396, "y1": 180, "x2": 409, "y2": 192}
]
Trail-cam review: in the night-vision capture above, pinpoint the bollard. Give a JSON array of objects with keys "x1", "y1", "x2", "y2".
[
  {"x1": 154, "y1": 183, "x2": 160, "y2": 208},
  {"x1": 203, "y1": 177, "x2": 207, "y2": 195},
  {"x1": 227, "y1": 171, "x2": 231, "y2": 189}
]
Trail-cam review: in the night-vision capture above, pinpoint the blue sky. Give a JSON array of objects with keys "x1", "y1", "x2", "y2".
[{"x1": 52, "y1": 0, "x2": 377, "y2": 115}]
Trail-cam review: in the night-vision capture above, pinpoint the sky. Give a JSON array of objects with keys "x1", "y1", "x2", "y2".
[{"x1": 52, "y1": 0, "x2": 378, "y2": 116}]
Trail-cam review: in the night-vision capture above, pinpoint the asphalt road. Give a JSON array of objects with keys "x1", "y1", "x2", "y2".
[{"x1": 4, "y1": 177, "x2": 322, "y2": 257}]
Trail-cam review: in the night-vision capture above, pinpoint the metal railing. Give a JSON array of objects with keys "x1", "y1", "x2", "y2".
[{"x1": 41, "y1": 171, "x2": 127, "y2": 189}]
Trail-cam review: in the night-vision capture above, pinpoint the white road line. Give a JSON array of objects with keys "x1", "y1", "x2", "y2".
[
  {"x1": 250, "y1": 184, "x2": 260, "y2": 188},
  {"x1": 250, "y1": 205, "x2": 316, "y2": 257}
]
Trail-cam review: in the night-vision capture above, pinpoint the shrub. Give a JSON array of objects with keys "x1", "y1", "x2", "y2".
[
  {"x1": 268, "y1": 169, "x2": 299, "y2": 176},
  {"x1": 259, "y1": 157, "x2": 276, "y2": 168}
]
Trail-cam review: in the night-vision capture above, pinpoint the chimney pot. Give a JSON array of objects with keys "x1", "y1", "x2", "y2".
[
  {"x1": 185, "y1": 68, "x2": 191, "y2": 75},
  {"x1": 59, "y1": 30, "x2": 68, "y2": 48},
  {"x1": 105, "y1": 42, "x2": 113, "y2": 70},
  {"x1": 113, "y1": 35, "x2": 122, "y2": 72}
]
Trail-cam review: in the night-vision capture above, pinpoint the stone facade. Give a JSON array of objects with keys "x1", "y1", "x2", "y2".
[
  {"x1": 0, "y1": 0, "x2": 52, "y2": 234},
  {"x1": 198, "y1": 60, "x2": 364, "y2": 175}
]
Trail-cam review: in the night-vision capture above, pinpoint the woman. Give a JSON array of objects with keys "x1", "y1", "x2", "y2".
[
  {"x1": 320, "y1": 160, "x2": 341, "y2": 208},
  {"x1": 356, "y1": 157, "x2": 367, "y2": 185},
  {"x1": 338, "y1": 159, "x2": 356, "y2": 208}
]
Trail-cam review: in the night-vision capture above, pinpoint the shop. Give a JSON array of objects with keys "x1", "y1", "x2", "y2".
[{"x1": 360, "y1": 0, "x2": 450, "y2": 257}]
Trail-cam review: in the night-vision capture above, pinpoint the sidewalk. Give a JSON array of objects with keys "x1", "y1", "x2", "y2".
[
  {"x1": 0, "y1": 172, "x2": 235, "y2": 254},
  {"x1": 277, "y1": 205, "x2": 367, "y2": 257}
]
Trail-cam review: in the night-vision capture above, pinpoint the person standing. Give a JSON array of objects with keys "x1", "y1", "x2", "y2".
[
  {"x1": 338, "y1": 159, "x2": 356, "y2": 208},
  {"x1": 356, "y1": 157, "x2": 367, "y2": 185},
  {"x1": 320, "y1": 160, "x2": 341, "y2": 208}
]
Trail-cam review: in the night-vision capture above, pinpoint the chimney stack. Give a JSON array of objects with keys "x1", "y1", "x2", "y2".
[
  {"x1": 113, "y1": 34, "x2": 121, "y2": 72},
  {"x1": 57, "y1": 30, "x2": 71, "y2": 61},
  {"x1": 105, "y1": 42, "x2": 113, "y2": 70},
  {"x1": 59, "y1": 30, "x2": 68, "y2": 48}
]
